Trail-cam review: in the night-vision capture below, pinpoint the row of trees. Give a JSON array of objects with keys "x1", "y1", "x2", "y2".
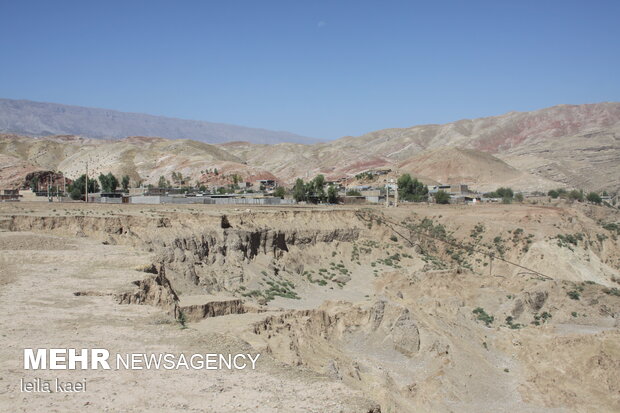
[
  {"x1": 69, "y1": 175, "x2": 100, "y2": 200},
  {"x1": 483, "y1": 187, "x2": 524, "y2": 203},
  {"x1": 68, "y1": 173, "x2": 131, "y2": 200},
  {"x1": 292, "y1": 175, "x2": 339, "y2": 203},
  {"x1": 548, "y1": 188, "x2": 604, "y2": 204}
]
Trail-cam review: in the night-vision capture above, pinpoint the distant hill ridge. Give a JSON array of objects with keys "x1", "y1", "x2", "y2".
[
  {"x1": 0, "y1": 98, "x2": 317, "y2": 145},
  {"x1": 0, "y1": 101, "x2": 618, "y2": 192}
]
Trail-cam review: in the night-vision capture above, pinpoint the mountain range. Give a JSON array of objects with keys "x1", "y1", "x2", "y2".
[
  {"x1": 0, "y1": 101, "x2": 619, "y2": 193},
  {"x1": 0, "y1": 98, "x2": 316, "y2": 145}
]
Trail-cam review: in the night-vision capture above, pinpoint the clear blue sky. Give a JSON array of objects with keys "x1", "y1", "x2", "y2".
[{"x1": 1, "y1": 0, "x2": 619, "y2": 139}]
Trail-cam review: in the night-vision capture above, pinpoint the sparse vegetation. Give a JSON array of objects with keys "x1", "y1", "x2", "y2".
[
  {"x1": 603, "y1": 287, "x2": 620, "y2": 297},
  {"x1": 473, "y1": 307, "x2": 494, "y2": 326},
  {"x1": 555, "y1": 233, "x2": 584, "y2": 249},
  {"x1": 177, "y1": 311, "x2": 187, "y2": 329},
  {"x1": 505, "y1": 316, "x2": 523, "y2": 329}
]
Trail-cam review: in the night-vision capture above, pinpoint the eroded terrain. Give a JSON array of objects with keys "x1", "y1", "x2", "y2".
[{"x1": 0, "y1": 201, "x2": 619, "y2": 412}]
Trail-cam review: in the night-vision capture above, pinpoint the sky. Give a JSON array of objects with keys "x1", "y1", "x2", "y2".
[{"x1": 1, "y1": 0, "x2": 619, "y2": 139}]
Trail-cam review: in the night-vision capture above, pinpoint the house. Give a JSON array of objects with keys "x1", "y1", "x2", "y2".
[
  {"x1": 360, "y1": 189, "x2": 382, "y2": 203},
  {"x1": 99, "y1": 192, "x2": 123, "y2": 204},
  {"x1": 0, "y1": 189, "x2": 20, "y2": 202},
  {"x1": 429, "y1": 184, "x2": 470, "y2": 195},
  {"x1": 255, "y1": 179, "x2": 277, "y2": 191}
]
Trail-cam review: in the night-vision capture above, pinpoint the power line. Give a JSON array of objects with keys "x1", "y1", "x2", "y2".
[{"x1": 355, "y1": 209, "x2": 553, "y2": 280}]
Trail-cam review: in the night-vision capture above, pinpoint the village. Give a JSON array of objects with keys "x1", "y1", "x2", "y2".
[{"x1": 1, "y1": 167, "x2": 616, "y2": 208}]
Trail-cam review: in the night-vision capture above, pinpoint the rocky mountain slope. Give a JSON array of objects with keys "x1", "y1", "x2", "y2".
[
  {"x1": 0, "y1": 134, "x2": 276, "y2": 188},
  {"x1": 220, "y1": 103, "x2": 620, "y2": 191},
  {"x1": 0, "y1": 98, "x2": 316, "y2": 144},
  {"x1": 0, "y1": 102, "x2": 618, "y2": 192}
]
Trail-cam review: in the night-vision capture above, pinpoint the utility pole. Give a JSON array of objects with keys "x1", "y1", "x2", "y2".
[
  {"x1": 86, "y1": 163, "x2": 89, "y2": 203},
  {"x1": 385, "y1": 185, "x2": 389, "y2": 208},
  {"x1": 395, "y1": 186, "x2": 399, "y2": 207}
]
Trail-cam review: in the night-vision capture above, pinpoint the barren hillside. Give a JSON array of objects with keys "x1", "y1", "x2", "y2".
[{"x1": 1, "y1": 102, "x2": 619, "y2": 192}]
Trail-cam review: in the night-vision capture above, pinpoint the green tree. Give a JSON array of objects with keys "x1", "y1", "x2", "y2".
[
  {"x1": 274, "y1": 186, "x2": 286, "y2": 199},
  {"x1": 99, "y1": 173, "x2": 109, "y2": 192},
  {"x1": 293, "y1": 178, "x2": 306, "y2": 202},
  {"x1": 548, "y1": 189, "x2": 559, "y2": 198},
  {"x1": 214, "y1": 168, "x2": 219, "y2": 175},
  {"x1": 327, "y1": 185, "x2": 338, "y2": 203},
  {"x1": 346, "y1": 189, "x2": 362, "y2": 196},
  {"x1": 514, "y1": 193, "x2": 524, "y2": 202},
  {"x1": 586, "y1": 192, "x2": 602, "y2": 204},
  {"x1": 496, "y1": 187, "x2": 514, "y2": 199},
  {"x1": 310, "y1": 174, "x2": 326, "y2": 202},
  {"x1": 121, "y1": 175, "x2": 130, "y2": 191},
  {"x1": 568, "y1": 189, "x2": 584, "y2": 202},
  {"x1": 30, "y1": 176, "x2": 39, "y2": 191},
  {"x1": 434, "y1": 190, "x2": 450, "y2": 204},
  {"x1": 70, "y1": 187, "x2": 82, "y2": 200},
  {"x1": 485, "y1": 187, "x2": 514, "y2": 199},
  {"x1": 397, "y1": 174, "x2": 428, "y2": 202},
  {"x1": 105, "y1": 173, "x2": 119, "y2": 192},
  {"x1": 158, "y1": 176, "x2": 169, "y2": 189},
  {"x1": 69, "y1": 174, "x2": 100, "y2": 199},
  {"x1": 99, "y1": 173, "x2": 119, "y2": 192}
]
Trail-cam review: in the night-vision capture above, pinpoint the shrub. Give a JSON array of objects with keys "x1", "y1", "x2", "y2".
[
  {"x1": 273, "y1": 187, "x2": 286, "y2": 199},
  {"x1": 586, "y1": 192, "x2": 602, "y2": 205},
  {"x1": 602, "y1": 222, "x2": 620, "y2": 234},
  {"x1": 326, "y1": 185, "x2": 338, "y2": 203},
  {"x1": 70, "y1": 187, "x2": 82, "y2": 200},
  {"x1": 434, "y1": 190, "x2": 450, "y2": 204},
  {"x1": 486, "y1": 187, "x2": 514, "y2": 199},
  {"x1": 473, "y1": 307, "x2": 494, "y2": 326},
  {"x1": 177, "y1": 311, "x2": 188, "y2": 329},
  {"x1": 567, "y1": 290, "x2": 580, "y2": 300},
  {"x1": 505, "y1": 316, "x2": 523, "y2": 329},
  {"x1": 568, "y1": 189, "x2": 584, "y2": 202}
]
